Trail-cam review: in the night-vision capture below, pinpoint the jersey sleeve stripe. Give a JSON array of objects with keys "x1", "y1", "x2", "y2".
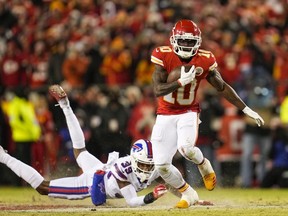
[
  {"x1": 151, "y1": 56, "x2": 164, "y2": 66},
  {"x1": 209, "y1": 62, "x2": 218, "y2": 71},
  {"x1": 114, "y1": 164, "x2": 127, "y2": 180}
]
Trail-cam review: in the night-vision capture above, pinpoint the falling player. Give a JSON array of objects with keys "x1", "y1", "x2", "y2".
[{"x1": 0, "y1": 85, "x2": 167, "y2": 207}]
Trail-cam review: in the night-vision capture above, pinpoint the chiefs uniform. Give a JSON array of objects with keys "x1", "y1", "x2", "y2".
[{"x1": 151, "y1": 46, "x2": 218, "y2": 115}]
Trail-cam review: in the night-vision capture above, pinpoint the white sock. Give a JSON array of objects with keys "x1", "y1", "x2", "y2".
[
  {"x1": 179, "y1": 184, "x2": 199, "y2": 205},
  {"x1": 0, "y1": 153, "x2": 44, "y2": 189},
  {"x1": 58, "y1": 98, "x2": 70, "y2": 109},
  {"x1": 156, "y1": 164, "x2": 186, "y2": 189},
  {"x1": 61, "y1": 101, "x2": 85, "y2": 149},
  {"x1": 198, "y1": 158, "x2": 214, "y2": 177}
]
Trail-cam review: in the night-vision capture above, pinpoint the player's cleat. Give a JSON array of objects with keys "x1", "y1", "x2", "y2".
[
  {"x1": 198, "y1": 158, "x2": 217, "y2": 191},
  {"x1": 175, "y1": 188, "x2": 199, "y2": 209},
  {"x1": 176, "y1": 199, "x2": 189, "y2": 208},
  {"x1": 49, "y1": 85, "x2": 67, "y2": 102},
  {"x1": 203, "y1": 173, "x2": 217, "y2": 191}
]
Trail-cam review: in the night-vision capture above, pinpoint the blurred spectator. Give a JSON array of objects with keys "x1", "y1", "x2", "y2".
[
  {"x1": 3, "y1": 87, "x2": 41, "y2": 186},
  {"x1": 27, "y1": 40, "x2": 49, "y2": 91},
  {"x1": 273, "y1": 39, "x2": 288, "y2": 102},
  {"x1": 81, "y1": 85, "x2": 106, "y2": 159},
  {"x1": 96, "y1": 88, "x2": 131, "y2": 160},
  {"x1": 100, "y1": 36, "x2": 132, "y2": 86},
  {"x1": 47, "y1": 40, "x2": 66, "y2": 85},
  {"x1": 261, "y1": 122, "x2": 288, "y2": 188},
  {"x1": 0, "y1": 1, "x2": 18, "y2": 37},
  {"x1": 214, "y1": 31, "x2": 241, "y2": 87},
  {"x1": 133, "y1": 34, "x2": 156, "y2": 86},
  {"x1": 126, "y1": 85, "x2": 156, "y2": 142},
  {"x1": 240, "y1": 68, "x2": 276, "y2": 188},
  {"x1": 280, "y1": 90, "x2": 288, "y2": 126},
  {"x1": 30, "y1": 92, "x2": 60, "y2": 177},
  {"x1": 0, "y1": 39, "x2": 27, "y2": 89},
  {"x1": 84, "y1": 42, "x2": 105, "y2": 87},
  {"x1": 62, "y1": 42, "x2": 90, "y2": 89}
]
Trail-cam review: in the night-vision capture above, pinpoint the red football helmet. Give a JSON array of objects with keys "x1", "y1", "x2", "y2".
[{"x1": 170, "y1": 19, "x2": 202, "y2": 59}]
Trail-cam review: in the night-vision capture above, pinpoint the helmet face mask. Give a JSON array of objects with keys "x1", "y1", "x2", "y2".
[
  {"x1": 130, "y1": 139, "x2": 154, "y2": 182},
  {"x1": 170, "y1": 19, "x2": 202, "y2": 59}
]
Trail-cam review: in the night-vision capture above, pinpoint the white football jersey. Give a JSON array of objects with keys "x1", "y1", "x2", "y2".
[{"x1": 104, "y1": 155, "x2": 159, "y2": 198}]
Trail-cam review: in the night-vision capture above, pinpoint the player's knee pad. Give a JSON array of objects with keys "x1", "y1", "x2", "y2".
[
  {"x1": 155, "y1": 164, "x2": 172, "y2": 178},
  {"x1": 178, "y1": 145, "x2": 199, "y2": 163}
]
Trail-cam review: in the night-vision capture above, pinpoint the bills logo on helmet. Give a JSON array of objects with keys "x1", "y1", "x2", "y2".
[{"x1": 132, "y1": 143, "x2": 143, "y2": 152}]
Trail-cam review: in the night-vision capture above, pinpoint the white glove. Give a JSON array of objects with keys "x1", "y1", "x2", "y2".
[
  {"x1": 242, "y1": 106, "x2": 265, "y2": 127},
  {"x1": 177, "y1": 65, "x2": 196, "y2": 86}
]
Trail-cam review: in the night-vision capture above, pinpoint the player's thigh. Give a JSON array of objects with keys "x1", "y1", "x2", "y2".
[
  {"x1": 77, "y1": 151, "x2": 104, "y2": 172},
  {"x1": 151, "y1": 115, "x2": 178, "y2": 164},
  {"x1": 177, "y1": 112, "x2": 199, "y2": 148}
]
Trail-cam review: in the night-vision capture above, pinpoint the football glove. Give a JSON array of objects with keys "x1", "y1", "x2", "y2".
[
  {"x1": 177, "y1": 65, "x2": 196, "y2": 87},
  {"x1": 242, "y1": 106, "x2": 265, "y2": 127},
  {"x1": 153, "y1": 184, "x2": 167, "y2": 199}
]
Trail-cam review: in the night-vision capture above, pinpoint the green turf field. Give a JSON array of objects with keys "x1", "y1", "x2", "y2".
[{"x1": 0, "y1": 186, "x2": 288, "y2": 216}]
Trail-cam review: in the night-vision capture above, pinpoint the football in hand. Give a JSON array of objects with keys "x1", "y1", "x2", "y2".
[{"x1": 166, "y1": 65, "x2": 193, "y2": 83}]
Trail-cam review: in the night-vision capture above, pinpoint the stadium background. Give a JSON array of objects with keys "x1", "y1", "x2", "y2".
[{"x1": 0, "y1": 0, "x2": 288, "y2": 189}]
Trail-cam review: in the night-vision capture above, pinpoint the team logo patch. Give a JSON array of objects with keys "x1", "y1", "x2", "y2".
[
  {"x1": 98, "y1": 182, "x2": 105, "y2": 194},
  {"x1": 195, "y1": 67, "x2": 204, "y2": 76},
  {"x1": 132, "y1": 143, "x2": 143, "y2": 152}
]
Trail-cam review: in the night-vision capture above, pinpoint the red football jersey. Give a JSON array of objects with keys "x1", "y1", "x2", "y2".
[{"x1": 151, "y1": 45, "x2": 218, "y2": 115}]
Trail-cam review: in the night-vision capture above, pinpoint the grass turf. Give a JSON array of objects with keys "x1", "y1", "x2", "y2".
[{"x1": 0, "y1": 187, "x2": 288, "y2": 216}]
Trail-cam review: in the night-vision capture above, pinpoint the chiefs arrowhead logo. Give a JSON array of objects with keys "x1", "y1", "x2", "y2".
[{"x1": 195, "y1": 67, "x2": 204, "y2": 76}]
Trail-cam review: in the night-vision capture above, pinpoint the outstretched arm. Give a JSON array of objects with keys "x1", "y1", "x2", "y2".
[
  {"x1": 118, "y1": 180, "x2": 167, "y2": 207},
  {"x1": 207, "y1": 69, "x2": 246, "y2": 109},
  {"x1": 207, "y1": 69, "x2": 264, "y2": 126}
]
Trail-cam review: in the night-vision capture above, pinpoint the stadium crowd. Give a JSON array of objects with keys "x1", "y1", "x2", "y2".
[{"x1": 0, "y1": 0, "x2": 288, "y2": 188}]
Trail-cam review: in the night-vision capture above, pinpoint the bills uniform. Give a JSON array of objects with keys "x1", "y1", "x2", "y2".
[
  {"x1": 150, "y1": 46, "x2": 218, "y2": 165},
  {"x1": 48, "y1": 153, "x2": 159, "y2": 201}
]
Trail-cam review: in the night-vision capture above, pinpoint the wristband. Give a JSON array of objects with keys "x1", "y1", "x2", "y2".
[{"x1": 143, "y1": 192, "x2": 156, "y2": 204}]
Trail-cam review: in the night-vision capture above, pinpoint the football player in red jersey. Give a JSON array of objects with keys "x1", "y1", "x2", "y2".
[{"x1": 150, "y1": 19, "x2": 264, "y2": 208}]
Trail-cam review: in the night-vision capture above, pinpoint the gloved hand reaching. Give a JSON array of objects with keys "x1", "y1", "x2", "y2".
[
  {"x1": 177, "y1": 65, "x2": 196, "y2": 87},
  {"x1": 153, "y1": 184, "x2": 168, "y2": 199},
  {"x1": 242, "y1": 106, "x2": 265, "y2": 127}
]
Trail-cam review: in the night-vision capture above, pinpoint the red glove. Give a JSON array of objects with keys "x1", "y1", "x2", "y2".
[{"x1": 153, "y1": 184, "x2": 167, "y2": 199}]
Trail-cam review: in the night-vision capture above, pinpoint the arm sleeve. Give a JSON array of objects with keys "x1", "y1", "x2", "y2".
[{"x1": 120, "y1": 184, "x2": 145, "y2": 207}]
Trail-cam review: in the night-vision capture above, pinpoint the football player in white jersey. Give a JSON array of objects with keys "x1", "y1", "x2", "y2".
[{"x1": 0, "y1": 85, "x2": 167, "y2": 207}]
